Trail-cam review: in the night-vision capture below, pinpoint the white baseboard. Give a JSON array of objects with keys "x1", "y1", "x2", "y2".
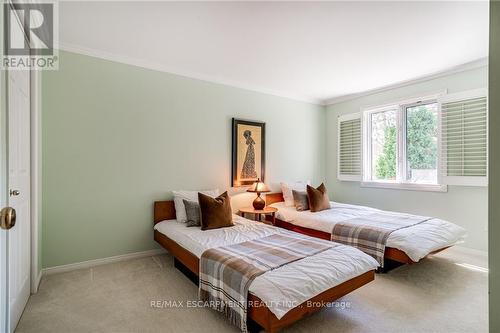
[
  {"x1": 452, "y1": 245, "x2": 488, "y2": 258},
  {"x1": 35, "y1": 270, "x2": 42, "y2": 290},
  {"x1": 31, "y1": 270, "x2": 43, "y2": 294},
  {"x1": 42, "y1": 249, "x2": 166, "y2": 276}
]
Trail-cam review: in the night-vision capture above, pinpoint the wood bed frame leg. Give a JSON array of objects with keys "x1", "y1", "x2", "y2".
[
  {"x1": 174, "y1": 258, "x2": 199, "y2": 286},
  {"x1": 378, "y1": 258, "x2": 406, "y2": 273},
  {"x1": 247, "y1": 319, "x2": 264, "y2": 333}
]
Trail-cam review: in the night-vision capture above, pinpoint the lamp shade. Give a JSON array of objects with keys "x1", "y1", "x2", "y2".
[{"x1": 247, "y1": 179, "x2": 270, "y2": 193}]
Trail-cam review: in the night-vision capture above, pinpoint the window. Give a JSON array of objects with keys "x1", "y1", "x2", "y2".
[
  {"x1": 338, "y1": 89, "x2": 488, "y2": 190},
  {"x1": 368, "y1": 108, "x2": 397, "y2": 181},
  {"x1": 362, "y1": 94, "x2": 445, "y2": 191},
  {"x1": 405, "y1": 102, "x2": 439, "y2": 184}
]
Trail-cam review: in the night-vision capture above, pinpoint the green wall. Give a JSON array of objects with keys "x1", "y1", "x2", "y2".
[
  {"x1": 325, "y1": 66, "x2": 488, "y2": 251},
  {"x1": 489, "y1": 1, "x2": 499, "y2": 331},
  {"x1": 42, "y1": 51, "x2": 325, "y2": 268},
  {"x1": 42, "y1": 49, "x2": 491, "y2": 268}
]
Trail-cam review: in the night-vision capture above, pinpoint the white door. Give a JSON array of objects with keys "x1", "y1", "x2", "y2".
[{"x1": 6, "y1": 69, "x2": 31, "y2": 333}]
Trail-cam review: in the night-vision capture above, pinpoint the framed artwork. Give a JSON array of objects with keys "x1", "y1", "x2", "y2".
[{"x1": 232, "y1": 118, "x2": 266, "y2": 187}]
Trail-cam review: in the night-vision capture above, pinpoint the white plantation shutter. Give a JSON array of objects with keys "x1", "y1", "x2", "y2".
[
  {"x1": 338, "y1": 114, "x2": 362, "y2": 181},
  {"x1": 439, "y1": 89, "x2": 488, "y2": 186}
]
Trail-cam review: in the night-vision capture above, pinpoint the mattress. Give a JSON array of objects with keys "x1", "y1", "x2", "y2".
[
  {"x1": 270, "y1": 201, "x2": 467, "y2": 262},
  {"x1": 154, "y1": 215, "x2": 378, "y2": 319}
]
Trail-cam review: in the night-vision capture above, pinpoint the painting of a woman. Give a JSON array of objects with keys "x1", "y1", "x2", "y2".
[
  {"x1": 241, "y1": 130, "x2": 258, "y2": 179},
  {"x1": 232, "y1": 119, "x2": 265, "y2": 186}
]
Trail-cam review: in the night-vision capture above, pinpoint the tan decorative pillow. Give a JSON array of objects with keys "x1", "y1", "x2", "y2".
[
  {"x1": 306, "y1": 183, "x2": 331, "y2": 212},
  {"x1": 292, "y1": 190, "x2": 309, "y2": 211},
  {"x1": 199, "y1": 191, "x2": 234, "y2": 230}
]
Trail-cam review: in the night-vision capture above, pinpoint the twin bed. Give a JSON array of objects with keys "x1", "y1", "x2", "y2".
[
  {"x1": 265, "y1": 192, "x2": 466, "y2": 265},
  {"x1": 153, "y1": 200, "x2": 378, "y2": 333},
  {"x1": 153, "y1": 191, "x2": 466, "y2": 332}
]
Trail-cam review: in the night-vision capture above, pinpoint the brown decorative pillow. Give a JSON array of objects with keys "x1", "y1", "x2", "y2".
[
  {"x1": 198, "y1": 191, "x2": 234, "y2": 230},
  {"x1": 306, "y1": 183, "x2": 331, "y2": 212},
  {"x1": 292, "y1": 190, "x2": 309, "y2": 211}
]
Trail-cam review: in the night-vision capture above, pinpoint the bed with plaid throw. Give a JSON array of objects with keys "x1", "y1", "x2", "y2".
[
  {"x1": 199, "y1": 233, "x2": 333, "y2": 332},
  {"x1": 331, "y1": 212, "x2": 431, "y2": 266}
]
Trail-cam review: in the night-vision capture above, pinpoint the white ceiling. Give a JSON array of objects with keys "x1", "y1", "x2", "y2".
[{"x1": 58, "y1": 1, "x2": 489, "y2": 105}]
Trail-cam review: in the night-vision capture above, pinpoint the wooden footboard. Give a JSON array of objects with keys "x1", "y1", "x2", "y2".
[{"x1": 153, "y1": 200, "x2": 375, "y2": 333}]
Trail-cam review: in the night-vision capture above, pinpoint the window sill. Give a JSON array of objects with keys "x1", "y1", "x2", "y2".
[{"x1": 360, "y1": 181, "x2": 448, "y2": 193}]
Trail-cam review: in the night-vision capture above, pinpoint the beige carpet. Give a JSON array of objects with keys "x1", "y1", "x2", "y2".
[{"x1": 16, "y1": 247, "x2": 488, "y2": 333}]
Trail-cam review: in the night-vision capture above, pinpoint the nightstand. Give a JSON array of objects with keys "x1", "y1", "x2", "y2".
[{"x1": 239, "y1": 206, "x2": 278, "y2": 225}]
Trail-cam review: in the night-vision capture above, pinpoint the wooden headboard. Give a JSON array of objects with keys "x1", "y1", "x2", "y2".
[
  {"x1": 265, "y1": 192, "x2": 284, "y2": 205},
  {"x1": 154, "y1": 193, "x2": 284, "y2": 224},
  {"x1": 153, "y1": 201, "x2": 176, "y2": 224}
]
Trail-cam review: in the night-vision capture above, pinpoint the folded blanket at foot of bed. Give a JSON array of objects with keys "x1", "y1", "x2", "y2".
[
  {"x1": 331, "y1": 212, "x2": 431, "y2": 266},
  {"x1": 199, "y1": 233, "x2": 334, "y2": 332}
]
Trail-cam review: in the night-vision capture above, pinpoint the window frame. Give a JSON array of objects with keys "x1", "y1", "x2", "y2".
[{"x1": 361, "y1": 92, "x2": 448, "y2": 192}]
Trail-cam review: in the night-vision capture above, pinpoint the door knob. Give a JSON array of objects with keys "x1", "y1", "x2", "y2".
[
  {"x1": 0, "y1": 207, "x2": 16, "y2": 230},
  {"x1": 10, "y1": 189, "x2": 20, "y2": 196}
]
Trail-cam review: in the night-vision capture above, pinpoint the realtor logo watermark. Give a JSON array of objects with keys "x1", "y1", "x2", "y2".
[{"x1": 2, "y1": 2, "x2": 58, "y2": 70}]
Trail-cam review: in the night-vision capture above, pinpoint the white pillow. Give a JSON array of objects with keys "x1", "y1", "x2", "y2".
[
  {"x1": 173, "y1": 189, "x2": 219, "y2": 222},
  {"x1": 280, "y1": 181, "x2": 310, "y2": 207}
]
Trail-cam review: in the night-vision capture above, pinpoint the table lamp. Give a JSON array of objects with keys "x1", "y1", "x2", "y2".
[{"x1": 247, "y1": 178, "x2": 270, "y2": 210}]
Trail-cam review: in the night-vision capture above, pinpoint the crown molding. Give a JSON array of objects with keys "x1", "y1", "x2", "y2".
[
  {"x1": 58, "y1": 42, "x2": 324, "y2": 106},
  {"x1": 57, "y1": 43, "x2": 487, "y2": 107},
  {"x1": 324, "y1": 57, "x2": 488, "y2": 106}
]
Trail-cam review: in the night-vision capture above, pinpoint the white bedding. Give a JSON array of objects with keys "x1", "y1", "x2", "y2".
[
  {"x1": 270, "y1": 201, "x2": 467, "y2": 262},
  {"x1": 154, "y1": 215, "x2": 378, "y2": 319}
]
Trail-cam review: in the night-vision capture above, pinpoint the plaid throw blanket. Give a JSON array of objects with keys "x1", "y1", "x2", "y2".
[
  {"x1": 199, "y1": 233, "x2": 333, "y2": 332},
  {"x1": 331, "y1": 212, "x2": 431, "y2": 266}
]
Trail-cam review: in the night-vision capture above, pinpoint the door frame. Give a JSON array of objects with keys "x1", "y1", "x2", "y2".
[
  {"x1": 1, "y1": 2, "x2": 9, "y2": 330},
  {"x1": 30, "y1": 69, "x2": 41, "y2": 293},
  {"x1": 1, "y1": 56, "x2": 9, "y2": 333}
]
